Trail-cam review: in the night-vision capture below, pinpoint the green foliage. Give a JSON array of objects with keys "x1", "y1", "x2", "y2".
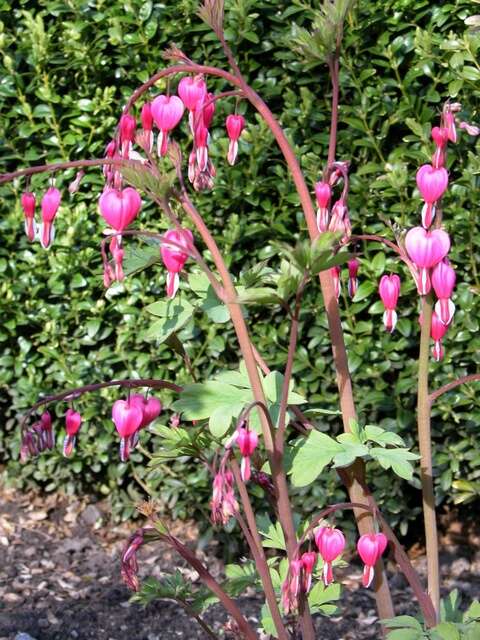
[
  {"x1": 290, "y1": 420, "x2": 419, "y2": 486},
  {"x1": 0, "y1": 0, "x2": 479, "y2": 540},
  {"x1": 383, "y1": 592, "x2": 480, "y2": 639}
]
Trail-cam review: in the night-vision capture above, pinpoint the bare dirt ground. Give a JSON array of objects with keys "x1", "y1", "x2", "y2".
[{"x1": 0, "y1": 486, "x2": 479, "y2": 640}]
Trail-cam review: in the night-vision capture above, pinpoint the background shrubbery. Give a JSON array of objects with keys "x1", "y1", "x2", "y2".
[{"x1": 0, "y1": 0, "x2": 479, "y2": 540}]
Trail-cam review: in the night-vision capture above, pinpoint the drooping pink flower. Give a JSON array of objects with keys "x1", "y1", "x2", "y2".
[
  {"x1": 98, "y1": 187, "x2": 142, "y2": 233},
  {"x1": 331, "y1": 265, "x2": 341, "y2": 300},
  {"x1": 431, "y1": 310, "x2": 448, "y2": 361},
  {"x1": 431, "y1": 126, "x2": 449, "y2": 148},
  {"x1": 288, "y1": 559, "x2": 303, "y2": 598},
  {"x1": 112, "y1": 399, "x2": 143, "y2": 462},
  {"x1": 315, "y1": 181, "x2": 331, "y2": 231},
  {"x1": 357, "y1": 533, "x2": 388, "y2": 588},
  {"x1": 328, "y1": 199, "x2": 350, "y2": 239},
  {"x1": 20, "y1": 430, "x2": 39, "y2": 462},
  {"x1": 210, "y1": 469, "x2": 239, "y2": 525},
  {"x1": 108, "y1": 236, "x2": 125, "y2": 282},
  {"x1": 160, "y1": 228, "x2": 194, "y2": 298},
  {"x1": 194, "y1": 122, "x2": 209, "y2": 172},
  {"x1": 347, "y1": 258, "x2": 360, "y2": 298},
  {"x1": 128, "y1": 394, "x2": 162, "y2": 448},
  {"x1": 234, "y1": 427, "x2": 259, "y2": 482},
  {"x1": 140, "y1": 102, "x2": 154, "y2": 152},
  {"x1": 178, "y1": 75, "x2": 207, "y2": 112},
  {"x1": 121, "y1": 527, "x2": 151, "y2": 592},
  {"x1": 301, "y1": 551, "x2": 317, "y2": 593},
  {"x1": 151, "y1": 95, "x2": 185, "y2": 156},
  {"x1": 225, "y1": 114, "x2": 246, "y2": 165},
  {"x1": 460, "y1": 121, "x2": 480, "y2": 136},
  {"x1": 21, "y1": 191, "x2": 36, "y2": 241},
  {"x1": 416, "y1": 165, "x2": 449, "y2": 228},
  {"x1": 38, "y1": 410, "x2": 54, "y2": 449},
  {"x1": 379, "y1": 274, "x2": 400, "y2": 333},
  {"x1": 201, "y1": 92, "x2": 216, "y2": 129},
  {"x1": 39, "y1": 187, "x2": 61, "y2": 249},
  {"x1": 405, "y1": 227, "x2": 451, "y2": 295},
  {"x1": 444, "y1": 109, "x2": 457, "y2": 143},
  {"x1": 63, "y1": 409, "x2": 82, "y2": 457},
  {"x1": 119, "y1": 113, "x2": 136, "y2": 158},
  {"x1": 431, "y1": 260, "x2": 456, "y2": 325},
  {"x1": 315, "y1": 527, "x2": 346, "y2": 586}
]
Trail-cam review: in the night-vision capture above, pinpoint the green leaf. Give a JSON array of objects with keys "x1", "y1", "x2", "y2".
[
  {"x1": 290, "y1": 431, "x2": 343, "y2": 487},
  {"x1": 261, "y1": 604, "x2": 277, "y2": 637},
  {"x1": 257, "y1": 515, "x2": 286, "y2": 550},
  {"x1": 263, "y1": 371, "x2": 306, "y2": 405},
  {"x1": 364, "y1": 425, "x2": 405, "y2": 447},
  {"x1": 386, "y1": 631, "x2": 422, "y2": 640},
  {"x1": 382, "y1": 616, "x2": 423, "y2": 630},
  {"x1": 464, "y1": 600, "x2": 480, "y2": 622},
  {"x1": 224, "y1": 562, "x2": 259, "y2": 596},
  {"x1": 122, "y1": 242, "x2": 160, "y2": 277},
  {"x1": 352, "y1": 281, "x2": 376, "y2": 302},
  {"x1": 370, "y1": 447, "x2": 419, "y2": 480},
  {"x1": 236, "y1": 287, "x2": 283, "y2": 305},
  {"x1": 171, "y1": 381, "x2": 251, "y2": 422},
  {"x1": 200, "y1": 286, "x2": 230, "y2": 323},
  {"x1": 431, "y1": 622, "x2": 461, "y2": 640},
  {"x1": 143, "y1": 297, "x2": 195, "y2": 343},
  {"x1": 308, "y1": 581, "x2": 341, "y2": 614},
  {"x1": 333, "y1": 437, "x2": 369, "y2": 467}
]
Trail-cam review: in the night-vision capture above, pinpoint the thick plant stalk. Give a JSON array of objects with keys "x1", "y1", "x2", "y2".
[
  {"x1": 417, "y1": 296, "x2": 440, "y2": 619},
  {"x1": 230, "y1": 460, "x2": 289, "y2": 640},
  {"x1": 179, "y1": 192, "x2": 316, "y2": 640}
]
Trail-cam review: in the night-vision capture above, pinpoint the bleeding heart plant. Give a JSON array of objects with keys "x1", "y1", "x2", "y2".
[{"x1": 7, "y1": 2, "x2": 480, "y2": 639}]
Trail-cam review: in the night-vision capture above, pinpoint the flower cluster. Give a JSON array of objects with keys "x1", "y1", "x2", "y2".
[
  {"x1": 282, "y1": 526, "x2": 388, "y2": 614},
  {"x1": 377, "y1": 102, "x2": 480, "y2": 359},
  {"x1": 20, "y1": 186, "x2": 61, "y2": 249},
  {"x1": 112, "y1": 394, "x2": 162, "y2": 462},
  {"x1": 20, "y1": 411, "x2": 55, "y2": 462},
  {"x1": 21, "y1": 393, "x2": 162, "y2": 464},
  {"x1": 210, "y1": 462, "x2": 239, "y2": 526}
]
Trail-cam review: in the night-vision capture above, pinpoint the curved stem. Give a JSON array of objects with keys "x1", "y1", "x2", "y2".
[
  {"x1": 277, "y1": 275, "x2": 308, "y2": 451},
  {"x1": 230, "y1": 459, "x2": 289, "y2": 640},
  {"x1": 417, "y1": 296, "x2": 440, "y2": 619},
  {"x1": 0, "y1": 157, "x2": 138, "y2": 185},
  {"x1": 162, "y1": 533, "x2": 258, "y2": 640},
  {"x1": 176, "y1": 599, "x2": 218, "y2": 640},
  {"x1": 429, "y1": 373, "x2": 480, "y2": 403},
  {"x1": 22, "y1": 378, "x2": 180, "y2": 430}
]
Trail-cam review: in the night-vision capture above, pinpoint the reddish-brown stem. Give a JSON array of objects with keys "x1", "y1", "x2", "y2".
[
  {"x1": 417, "y1": 296, "x2": 440, "y2": 619},
  {"x1": 276, "y1": 275, "x2": 308, "y2": 451},
  {"x1": 161, "y1": 533, "x2": 258, "y2": 640},
  {"x1": 0, "y1": 157, "x2": 137, "y2": 184},
  {"x1": 429, "y1": 373, "x2": 480, "y2": 403},
  {"x1": 177, "y1": 188, "x2": 310, "y2": 634},
  {"x1": 230, "y1": 459, "x2": 288, "y2": 640},
  {"x1": 327, "y1": 54, "x2": 340, "y2": 166}
]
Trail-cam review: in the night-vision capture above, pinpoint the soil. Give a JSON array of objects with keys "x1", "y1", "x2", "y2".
[{"x1": 0, "y1": 486, "x2": 479, "y2": 640}]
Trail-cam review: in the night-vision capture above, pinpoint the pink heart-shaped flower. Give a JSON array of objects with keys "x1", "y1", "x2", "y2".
[
  {"x1": 405, "y1": 227, "x2": 451, "y2": 268},
  {"x1": 151, "y1": 95, "x2": 185, "y2": 132},
  {"x1": 99, "y1": 187, "x2": 142, "y2": 231},
  {"x1": 416, "y1": 164, "x2": 448, "y2": 203},
  {"x1": 112, "y1": 400, "x2": 143, "y2": 438},
  {"x1": 129, "y1": 394, "x2": 162, "y2": 428}
]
